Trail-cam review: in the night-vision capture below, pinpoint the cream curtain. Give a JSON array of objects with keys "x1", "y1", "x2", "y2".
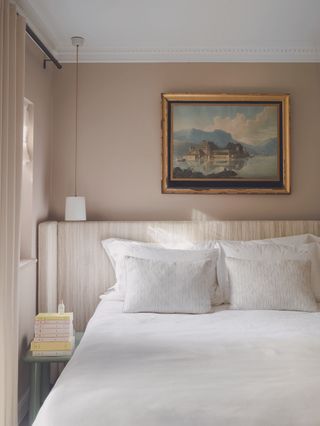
[{"x1": 0, "y1": 1, "x2": 25, "y2": 425}]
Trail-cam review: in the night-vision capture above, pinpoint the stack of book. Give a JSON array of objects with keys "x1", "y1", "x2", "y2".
[{"x1": 31, "y1": 312, "x2": 75, "y2": 357}]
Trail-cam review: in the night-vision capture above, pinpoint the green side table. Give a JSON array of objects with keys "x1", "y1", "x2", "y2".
[{"x1": 23, "y1": 331, "x2": 83, "y2": 424}]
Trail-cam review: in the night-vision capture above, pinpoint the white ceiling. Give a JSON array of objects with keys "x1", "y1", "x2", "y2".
[{"x1": 16, "y1": 0, "x2": 320, "y2": 62}]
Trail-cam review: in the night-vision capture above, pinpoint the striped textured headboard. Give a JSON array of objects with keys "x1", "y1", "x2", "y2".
[{"x1": 38, "y1": 220, "x2": 320, "y2": 331}]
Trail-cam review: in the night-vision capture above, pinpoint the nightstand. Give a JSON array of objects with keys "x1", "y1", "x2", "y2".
[{"x1": 23, "y1": 331, "x2": 83, "y2": 424}]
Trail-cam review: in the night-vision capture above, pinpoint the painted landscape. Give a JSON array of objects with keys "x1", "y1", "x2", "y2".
[{"x1": 172, "y1": 104, "x2": 279, "y2": 180}]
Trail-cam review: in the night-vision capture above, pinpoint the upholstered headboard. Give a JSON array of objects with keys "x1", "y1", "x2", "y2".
[{"x1": 38, "y1": 220, "x2": 320, "y2": 331}]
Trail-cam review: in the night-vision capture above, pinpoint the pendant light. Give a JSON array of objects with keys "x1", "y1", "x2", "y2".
[{"x1": 65, "y1": 36, "x2": 86, "y2": 221}]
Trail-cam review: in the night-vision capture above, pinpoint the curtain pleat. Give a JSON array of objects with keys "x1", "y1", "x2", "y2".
[{"x1": 0, "y1": 1, "x2": 25, "y2": 425}]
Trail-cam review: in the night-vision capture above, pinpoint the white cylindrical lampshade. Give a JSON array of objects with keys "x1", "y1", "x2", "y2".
[{"x1": 65, "y1": 196, "x2": 86, "y2": 221}]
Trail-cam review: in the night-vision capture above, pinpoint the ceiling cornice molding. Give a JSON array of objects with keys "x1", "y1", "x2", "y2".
[
  {"x1": 57, "y1": 46, "x2": 320, "y2": 63},
  {"x1": 14, "y1": 0, "x2": 320, "y2": 63}
]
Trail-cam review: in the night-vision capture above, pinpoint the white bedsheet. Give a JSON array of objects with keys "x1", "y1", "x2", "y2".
[{"x1": 33, "y1": 298, "x2": 320, "y2": 426}]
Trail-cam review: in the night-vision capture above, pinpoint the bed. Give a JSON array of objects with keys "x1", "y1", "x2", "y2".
[{"x1": 33, "y1": 220, "x2": 320, "y2": 425}]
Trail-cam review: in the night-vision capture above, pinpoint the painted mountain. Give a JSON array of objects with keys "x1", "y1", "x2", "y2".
[{"x1": 174, "y1": 128, "x2": 277, "y2": 157}]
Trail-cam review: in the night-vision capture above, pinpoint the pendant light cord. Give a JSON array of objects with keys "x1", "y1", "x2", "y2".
[{"x1": 74, "y1": 43, "x2": 79, "y2": 196}]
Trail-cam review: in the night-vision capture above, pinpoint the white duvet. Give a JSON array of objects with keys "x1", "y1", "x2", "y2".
[{"x1": 33, "y1": 297, "x2": 320, "y2": 426}]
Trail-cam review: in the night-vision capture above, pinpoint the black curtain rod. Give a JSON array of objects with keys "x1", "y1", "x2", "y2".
[{"x1": 26, "y1": 24, "x2": 62, "y2": 70}]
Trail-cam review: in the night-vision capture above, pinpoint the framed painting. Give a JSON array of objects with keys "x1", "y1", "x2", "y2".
[{"x1": 162, "y1": 93, "x2": 290, "y2": 194}]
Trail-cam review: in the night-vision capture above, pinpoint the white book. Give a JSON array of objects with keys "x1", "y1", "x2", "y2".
[
  {"x1": 34, "y1": 331, "x2": 73, "y2": 337},
  {"x1": 33, "y1": 336, "x2": 74, "y2": 342},
  {"x1": 34, "y1": 330, "x2": 73, "y2": 340},
  {"x1": 34, "y1": 330, "x2": 73, "y2": 336},
  {"x1": 32, "y1": 350, "x2": 73, "y2": 357},
  {"x1": 35, "y1": 322, "x2": 73, "y2": 329},
  {"x1": 35, "y1": 319, "x2": 72, "y2": 324}
]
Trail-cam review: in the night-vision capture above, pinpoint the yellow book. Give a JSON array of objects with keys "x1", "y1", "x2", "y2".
[
  {"x1": 31, "y1": 337, "x2": 74, "y2": 351},
  {"x1": 35, "y1": 312, "x2": 73, "y2": 321}
]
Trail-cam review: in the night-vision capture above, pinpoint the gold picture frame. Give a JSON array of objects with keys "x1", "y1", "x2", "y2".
[{"x1": 162, "y1": 93, "x2": 290, "y2": 194}]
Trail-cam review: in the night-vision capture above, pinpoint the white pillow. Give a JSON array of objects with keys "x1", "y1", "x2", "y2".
[
  {"x1": 191, "y1": 234, "x2": 316, "y2": 250},
  {"x1": 123, "y1": 256, "x2": 213, "y2": 314},
  {"x1": 226, "y1": 257, "x2": 317, "y2": 312},
  {"x1": 218, "y1": 241, "x2": 320, "y2": 303},
  {"x1": 101, "y1": 239, "x2": 160, "y2": 270},
  {"x1": 253, "y1": 233, "x2": 318, "y2": 245},
  {"x1": 101, "y1": 238, "x2": 221, "y2": 304}
]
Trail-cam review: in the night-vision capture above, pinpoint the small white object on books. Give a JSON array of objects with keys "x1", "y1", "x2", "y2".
[{"x1": 58, "y1": 300, "x2": 65, "y2": 314}]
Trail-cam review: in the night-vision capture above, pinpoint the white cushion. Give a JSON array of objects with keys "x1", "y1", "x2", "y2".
[
  {"x1": 101, "y1": 238, "x2": 160, "y2": 270},
  {"x1": 123, "y1": 256, "x2": 214, "y2": 314},
  {"x1": 193, "y1": 234, "x2": 316, "y2": 250},
  {"x1": 101, "y1": 238, "x2": 221, "y2": 304},
  {"x1": 254, "y1": 233, "x2": 318, "y2": 245},
  {"x1": 218, "y1": 241, "x2": 320, "y2": 303},
  {"x1": 226, "y1": 257, "x2": 317, "y2": 312}
]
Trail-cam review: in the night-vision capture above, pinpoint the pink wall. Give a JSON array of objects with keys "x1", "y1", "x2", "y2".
[{"x1": 51, "y1": 63, "x2": 320, "y2": 221}]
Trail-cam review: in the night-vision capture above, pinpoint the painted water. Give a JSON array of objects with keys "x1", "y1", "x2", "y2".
[{"x1": 173, "y1": 155, "x2": 278, "y2": 180}]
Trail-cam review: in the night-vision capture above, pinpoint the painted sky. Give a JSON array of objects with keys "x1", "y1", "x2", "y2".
[{"x1": 173, "y1": 104, "x2": 278, "y2": 145}]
